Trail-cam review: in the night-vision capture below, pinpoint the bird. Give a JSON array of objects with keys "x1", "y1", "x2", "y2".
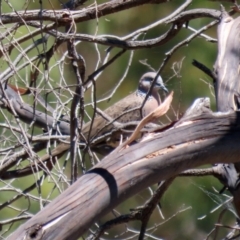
[
  {"x1": 2, "y1": 72, "x2": 168, "y2": 154},
  {"x1": 81, "y1": 72, "x2": 168, "y2": 152}
]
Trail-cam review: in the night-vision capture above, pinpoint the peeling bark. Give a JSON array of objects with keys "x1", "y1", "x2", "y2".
[
  {"x1": 214, "y1": 12, "x2": 240, "y2": 111},
  {"x1": 8, "y1": 109, "x2": 240, "y2": 240}
]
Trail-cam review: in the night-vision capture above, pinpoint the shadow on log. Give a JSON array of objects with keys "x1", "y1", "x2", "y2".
[{"x1": 8, "y1": 108, "x2": 240, "y2": 239}]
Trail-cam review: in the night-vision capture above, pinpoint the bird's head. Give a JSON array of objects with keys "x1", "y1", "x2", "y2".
[{"x1": 139, "y1": 72, "x2": 168, "y2": 94}]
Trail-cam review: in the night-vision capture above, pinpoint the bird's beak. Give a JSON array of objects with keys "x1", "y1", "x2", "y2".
[
  {"x1": 155, "y1": 76, "x2": 168, "y2": 94},
  {"x1": 161, "y1": 85, "x2": 169, "y2": 94}
]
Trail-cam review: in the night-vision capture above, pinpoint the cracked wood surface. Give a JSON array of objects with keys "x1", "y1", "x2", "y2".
[
  {"x1": 8, "y1": 110, "x2": 240, "y2": 239},
  {"x1": 214, "y1": 13, "x2": 240, "y2": 111}
]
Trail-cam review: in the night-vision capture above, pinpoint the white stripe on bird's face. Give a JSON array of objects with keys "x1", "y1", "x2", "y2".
[{"x1": 139, "y1": 72, "x2": 168, "y2": 94}]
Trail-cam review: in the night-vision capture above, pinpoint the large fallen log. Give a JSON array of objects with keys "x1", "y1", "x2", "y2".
[{"x1": 8, "y1": 107, "x2": 240, "y2": 239}]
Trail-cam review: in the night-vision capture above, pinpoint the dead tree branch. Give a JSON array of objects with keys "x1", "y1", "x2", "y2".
[{"x1": 8, "y1": 108, "x2": 240, "y2": 239}]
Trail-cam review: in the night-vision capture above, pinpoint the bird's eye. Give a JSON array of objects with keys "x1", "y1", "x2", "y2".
[{"x1": 143, "y1": 77, "x2": 153, "y2": 82}]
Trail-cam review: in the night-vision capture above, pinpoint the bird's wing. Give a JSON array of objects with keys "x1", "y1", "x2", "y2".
[{"x1": 81, "y1": 93, "x2": 142, "y2": 141}]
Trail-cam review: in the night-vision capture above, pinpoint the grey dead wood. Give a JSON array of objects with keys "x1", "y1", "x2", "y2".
[
  {"x1": 212, "y1": 9, "x2": 240, "y2": 217},
  {"x1": 7, "y1": 108, "x2": 240, "y2": 239},
  {"x1": 214, "y1": 11, "x2": 240, "y2": 112},
  {"x1": 0, "y1": 84, "x2": 70, "y2": 135}
]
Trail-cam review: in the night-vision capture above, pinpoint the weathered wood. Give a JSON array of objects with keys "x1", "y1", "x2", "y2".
[
  {"x1": 213, "y1": 9, "x2": 240, "y2": 220},
  {"x1": 8, "y1": 111, "x2": 240, "y2": 240},
  {"x1": 214, "y1": 12, "x2": 240, "y2": 112},
  {"x1": 0, "y1": 84, "x2": 70, "y2": 135}
]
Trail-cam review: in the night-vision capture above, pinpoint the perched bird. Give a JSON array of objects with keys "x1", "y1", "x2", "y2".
[
  {"x1": 82, "y1": 72, "x2": 168, "y2": 152},
  {"x1": 2, "y1": 72, "x2": 167, "y2": 154}
]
